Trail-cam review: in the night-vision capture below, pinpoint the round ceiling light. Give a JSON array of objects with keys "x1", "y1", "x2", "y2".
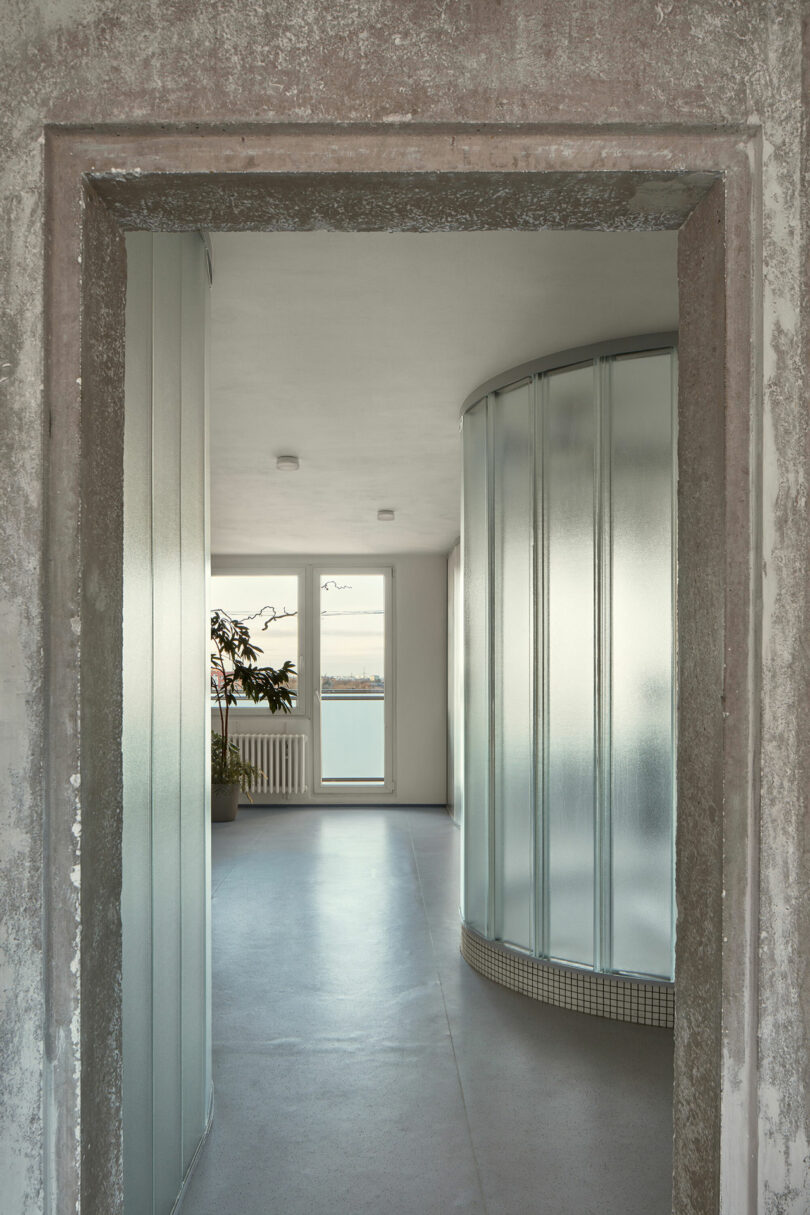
[
  {"x1": 377, "y1": 509, "x2": 395, "y2": 522},
  {"x1": 276, "y1": 455, "x2": 300, "y2": 471}
]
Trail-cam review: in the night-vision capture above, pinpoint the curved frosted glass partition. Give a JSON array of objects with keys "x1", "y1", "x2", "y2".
[{"x1": 461, "y1": 335, "x2": 676, "y2": 982}]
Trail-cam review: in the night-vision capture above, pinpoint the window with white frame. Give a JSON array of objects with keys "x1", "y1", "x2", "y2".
[{"x1": 318, "y1": 572, "x2": 387, "y2": 784}]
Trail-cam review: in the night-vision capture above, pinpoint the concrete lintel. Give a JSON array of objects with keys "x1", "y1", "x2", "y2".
[{"x1": 88, "y1": 169, "x2": 721, "y2": 232}]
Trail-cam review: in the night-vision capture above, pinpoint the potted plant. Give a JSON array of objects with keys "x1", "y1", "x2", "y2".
[{"x1": 210, "y1": 609, "x2": 296, "y2": 821}]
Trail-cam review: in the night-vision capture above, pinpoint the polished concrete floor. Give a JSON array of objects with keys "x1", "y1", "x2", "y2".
[{"x1": 182, "y1": 807, "x2": 673, "y2": 1215}]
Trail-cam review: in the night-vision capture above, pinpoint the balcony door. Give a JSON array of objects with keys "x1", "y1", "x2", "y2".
[{"x1": 315, "y1": 570, "x2": 392, "y2": 790}]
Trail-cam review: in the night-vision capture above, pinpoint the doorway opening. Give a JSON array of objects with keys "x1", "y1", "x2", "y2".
[
  {"x1": 124, "y1": 226, "x2": 672, "y2": 1214},
  {"x1": 44, "y1": 125, "x2": 758, "y2": 1215}
]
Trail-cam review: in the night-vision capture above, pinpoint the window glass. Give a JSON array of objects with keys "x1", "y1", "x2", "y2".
[
  {"x1": 319, "y1": 574, "x2": 385, "y2": 783},
  {"x1": 210, "y1": 574, "x2": 299, "y2": 707}
]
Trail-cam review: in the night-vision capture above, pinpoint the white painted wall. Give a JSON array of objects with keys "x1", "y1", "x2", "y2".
[
  {"x1": 122, "y1": 233, "x2": 211, "y2": 1215},
  {"x1": 212, "y1": 554, "x2": 448, "y2": 805}
]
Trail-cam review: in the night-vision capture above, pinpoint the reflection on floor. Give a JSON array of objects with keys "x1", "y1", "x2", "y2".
[{"x1": 181, "y1": 807, "x2": 673, "y2": 1215}]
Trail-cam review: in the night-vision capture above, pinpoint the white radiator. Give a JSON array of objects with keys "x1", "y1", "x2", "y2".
[{"x1": 232, "y1": 734, "x2": 307, "y2": 796}]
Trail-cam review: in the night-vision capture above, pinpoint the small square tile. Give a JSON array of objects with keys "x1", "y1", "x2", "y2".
[{"x1": 461, "y1": 925, "x2": 674, "y2": 1029}]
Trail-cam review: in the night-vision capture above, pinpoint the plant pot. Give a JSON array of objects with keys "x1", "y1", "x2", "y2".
[{"x1": 211, "y1": 782, "x2": 240, "y2": 822}]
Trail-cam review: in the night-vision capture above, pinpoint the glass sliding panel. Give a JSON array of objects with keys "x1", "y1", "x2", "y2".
[
  {"x1": 492, "y1": 382, "x2": 534, "y2": 951},
  {"x1": 319, "y1": 574, "x2": 385, "y2": 783},
  {"x1": 462, "y1": 398, "x2": 490, "y2": 933},
  {"x1": 150, "y1": 243, "x2": 183, "y2": 1212},
  {"x1": 121, "y1": 233, "x2": 155, "y2": 1214},
  {"x1": 609, "y1": 352, "x2": 675, "y2": 977},
  {"x1": 210, "y1": 574, "x2": 300, "y2": 706},
  {"x1": 544, "y1": 366, "x2": 597, "y2": 966}
]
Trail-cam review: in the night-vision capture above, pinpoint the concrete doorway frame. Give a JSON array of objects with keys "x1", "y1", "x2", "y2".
[{"x1": 43, "y1": 123, "x2": 760, "y2": 1215}]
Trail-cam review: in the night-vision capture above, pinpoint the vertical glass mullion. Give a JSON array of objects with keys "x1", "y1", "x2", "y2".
[
  {"x1": 669, "y1": 350, "x2": 679, "y2": 980},
  {"x1": 537, "y1": 374, "x2": 550, "y2": 959},
  {"x1": 486, "y1": 395, "x2": 496, "y2": 941},
  {"x1": 596, "y1": 356, "x2": 613, "y2": 974},
  {"x1": 531, "y1": 374, "x2": 541, "y2": 960},
  {"x1": 492, "y1": 382, "x2": 534, "y2": 951},
  {"x1": 461, "y1": 397, "x2": 490, "y2": 934}
]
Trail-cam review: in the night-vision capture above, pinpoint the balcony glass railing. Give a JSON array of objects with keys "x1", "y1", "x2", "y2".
[{"x1": 320, "y1": 694, "x2": 384, "y2": 782}]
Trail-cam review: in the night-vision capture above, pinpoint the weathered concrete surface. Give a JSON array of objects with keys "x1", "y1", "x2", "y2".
[
  {"x1": 0, "y1": 2, "x2": 807, "y2": 1214},
  {"x1": 756, "y1": 3, "x2": 810, "y2": 1207},
  {"x1": 78, "y1": 184, "x2": 126, "y2": 1215},
  {"x1": 674, "y1": 181, "x2": 726, "y2": 1215},
  {"x1": 0, "y1": 95, "x2": 47, "y2": 1215},
  {"x1": 90, "y1": 168, "x2": 720, "y2": 231}
]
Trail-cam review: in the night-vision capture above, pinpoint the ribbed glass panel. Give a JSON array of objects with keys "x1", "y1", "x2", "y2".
[
  {"x1": 122, "y1": 234, "x2": 155, "y2": 1215},
  {"x1": 544, "y1": 366, "x2": 597, "y2": 966},
  {"x1": 461, "y1": 340, "x2": 675, "y2": 981},
  {"x1": 462, "y1": 398, "x2": 490, "y2": 933},
  {"x1": 492, "y1": 382, "x2": 534, "y2": 951},
  {"x1": 150, "y1": 244, "x2": 184, "y2": 1212},
  {"x1": 609, "y1": 352, "x2": 675, "y2": 977},
  {"x1": 123, "y1": 234, "x2": 211, "y2": 1214}
]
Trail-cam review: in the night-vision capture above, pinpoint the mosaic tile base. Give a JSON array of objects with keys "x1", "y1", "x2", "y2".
[{"x1": 461, "y1": 924, "x2": 674, "y2": 1028}]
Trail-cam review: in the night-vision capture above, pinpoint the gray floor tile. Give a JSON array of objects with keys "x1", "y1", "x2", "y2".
[{"x1": 182, "y1": 806, "x2": 673, "y2": 1215}]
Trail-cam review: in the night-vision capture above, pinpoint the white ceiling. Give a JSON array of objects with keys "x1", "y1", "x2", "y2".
[{"x1": 209, "y1": 231, "x2": 677, "y2": 556}]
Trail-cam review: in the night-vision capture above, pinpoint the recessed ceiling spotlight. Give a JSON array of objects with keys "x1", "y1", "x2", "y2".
[
  {"x1": 377, "y1": 509, "x2": 395, "y2": 522},
  {"x1": 276, "y1": 455, "x2": 300, "y2": 471}
]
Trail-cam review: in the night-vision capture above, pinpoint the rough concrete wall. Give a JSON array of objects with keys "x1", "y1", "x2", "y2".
[
  {"x1": 0, "y1": 0, "x2": 772, "y2": 130},
  {"x1": 0, "y1": 154, "x2": 45, "y2": 1215},
  {"x1": 0, "y1": 2, "x2": 807, "y2": 1213},
  {"x1": 756, "y1": 7, "x2": 810, "y2": 1211}
]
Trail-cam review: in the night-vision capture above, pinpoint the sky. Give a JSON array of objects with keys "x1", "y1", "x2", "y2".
[{"x1": 211, "y1": 573, "x2": 385, "y2": 678}]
